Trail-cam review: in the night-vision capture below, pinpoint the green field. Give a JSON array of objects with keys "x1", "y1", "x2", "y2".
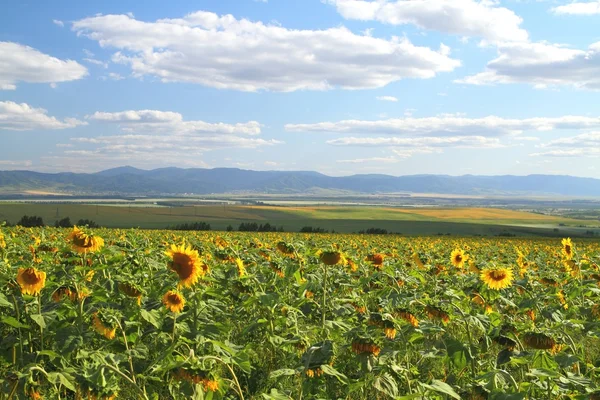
[{"x1": 1, "y1": 203, "x2": 599, "y2": 237}]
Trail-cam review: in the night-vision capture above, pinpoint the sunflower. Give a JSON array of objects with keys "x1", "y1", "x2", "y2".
[
  {"x1": 52, "y1": 286, "x2": 79, "y2": 302},
  {"x1": 235, "y1": 257, "x2": 246, "y2": 277},
  {"x1": 67, "y1": 226, "x2": 104, "y2": 253},
  {"x1": 366, "y1": 253, "x2": 385, "y2": 269},
  {"x1": 351, "y1": 339, "x2": 381, "y2": 356},
  {"x1": 163, "y1": 290, "x2": 185, "y2": 313},
  {"x1": 561, "y1": 238, "x2": 574, "y2": 260},
  {"x1": 395, "y1": 310, "x2": 419, "y2": 327},
  {"x1": 480, "y1": 267, "x2": 514, "y2": 290},
  {"x1": 118, "y1": 282, "x2": 143, "y2": 305},
  {"x1": 451, "y1": 249, "x2": 468, "y2": 268},
  {"x1": 165, "y1": 244, "x2": 207, "y2": 288},
  {"x1": 383, "y1": 320, "x2": 396, "y2": 339},
  {"x1": 319, "y1": 251, "x2": 343, "y2": 266},
  {"x1": 522, "y1": 332, "x2": 560, "y2": 353},
  {"x1": 0, "y1": 232, "x2": 6, "y2": 249},
  {"x1": 92, "y1": 312, "x2": 117, "y2": 340},
  {"x1": 276, "y1": 241, "x2": 295, "y2": 255},
  {"x1": 425, "y1": 305, "x2": 450, "y2": 324},
  {"x1": 306, "y1": 367, "x2": 324, "y2": 378},
  {"x1": 411, "y1": 252, "x2": 425, "y2": 269},
  {"x1": 173, "y1": 368, "x2": 219, "y2": 392},
  {"x1": 16, "y1": 267, "x2": 46, "y2": 296}
]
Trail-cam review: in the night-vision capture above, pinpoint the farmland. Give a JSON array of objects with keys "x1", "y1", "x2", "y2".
[
  {"x1": 1, "y1": 227, "x2": 600, "y2": 398},
  {"x1": 1, "y1": 203, "x2": 599, "y2": 237}
]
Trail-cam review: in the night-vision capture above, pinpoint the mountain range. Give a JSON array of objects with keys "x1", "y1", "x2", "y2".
[{"x1": 1, "y1": 166, "x2": 599, "y2": 197}]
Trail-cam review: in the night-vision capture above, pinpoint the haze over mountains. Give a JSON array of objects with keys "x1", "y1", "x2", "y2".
[{"x1": 1, "y1": 166, "x2": 599, "y2": 197}]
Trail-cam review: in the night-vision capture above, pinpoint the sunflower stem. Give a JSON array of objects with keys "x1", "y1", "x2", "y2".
[
  {"x1": 10, "y1": 294, "x2": 23, "y2": 366},
  {"x1": 322, "y1": 263, "x2": 327, "y2": 335},
  {"x1": 37, "y1": 294, "x2": 43, "y2": 352},
  {"x1": 171, "y1": 313, "x2": 177, "y2": 344},
  {"x1": 200, "y1": 356, "x2": 245, "y2": 400},
  {"x1": 116, "y1": 319, "x2": 137, "y2": 385}
]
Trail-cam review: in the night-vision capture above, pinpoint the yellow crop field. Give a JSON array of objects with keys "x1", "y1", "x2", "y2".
[{"x1": 1, "y1": 227, "x2": 600, "y2": 399}]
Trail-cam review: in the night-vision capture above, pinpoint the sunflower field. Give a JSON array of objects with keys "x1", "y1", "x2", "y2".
[{"x1": 1, "y1": 226, "x2": 600, "y2": 399}]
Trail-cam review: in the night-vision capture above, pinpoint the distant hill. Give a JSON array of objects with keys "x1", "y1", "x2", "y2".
[{"x1": 1, "y1": 166, "x2": 600, "y2": 197}]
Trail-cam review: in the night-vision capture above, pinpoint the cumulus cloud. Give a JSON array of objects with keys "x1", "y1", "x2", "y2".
[
  {"x1": 327, "y1": 0, "x2": 528, "y2": 42},
  {"x1": 53, "y1": 19, "x2": 64, "y2": 27},
  {"x1": 457, "y1": 41, "x2": 600, "y2": 90},
  {"x1": 552, "y1": 1, "x2": 600, "y2": 15},
  {"x1": 376, "y1": 96, "x2": 398, "y2": 102},
  {"x1": 285, "y1": 115, "x2": 600, "y2": 136},
  {"x1": 0, "y1": 101, "x2": 87, "y2": 131},
  {"x1": 530, "y1": 148, "x2": 600, "y2": 157},
  {"x1": 0, "y1": 160, "x2": 33, "y2": 168},
  {"x1": 71, "y1": 11, "x2": 459, "y2": 92},
  {"x1": 44, "y1": 108, "x2": 281, "y2": 172},
  {"x1": 0, "y1": 42, "x2": 87, "y2": 90},
  {"x1": 327, "y1": 135, "x2": 502, "y2": 147},
  {"x1": 337, "y1": 156, "x2": 400, "y2": 163},
  {"x1": 88, "y1": 109, "x2": 262, "y2": 135}
]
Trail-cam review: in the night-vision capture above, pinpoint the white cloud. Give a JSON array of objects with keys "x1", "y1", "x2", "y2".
[
  {"x1": 286, "y1": 115, "x2": 600, "y2": 136},
  {"x1": 530, "y1": 148, "x2": 600, "y2": 157},
  {"x1": 0, "y1": 42, "x2": 87, "y2": 90},
  {"x1": 88, "y1": 109, "x2": 262, "y2": 135},
  {"x1": 0, "y1": 160, "x2": 33, "y2": 168},
  {"x1": 53, "y1": 19, "x2": 64, "y2": 27},
  {"x1": 531, "y1": 132, "x2": 600, "y2": 157},
  {"x1": 541, "y1": 131, "x2": 600, "y2": 147},
  {"x1": 45, "y1": 109, "x2": 281, "y2": 172},
  {"x1": 376, "y1": 96, "x2": 398, "y2": 102},
  {"x1": 71, "y1": 11, "x2": 459, "y2": 92},
  {"x1": 327, "y1": 135, "x2": 502, "y2": 147},
  {"x1": 84, "y1": 58, "x2": 109, "y2": 68},
  {"x1": 264, "y1": 161, "x2": 278, "y2": 166},
  {"x1": 327, "y1": 0, "x2": 528, "y2": 42},
  {"x1": 108, "y1": 72, "x2": 124, "y2": 80},
  {"x1": 457, "y1": 41, "x2": 600, "y2": 90},
  {"x1": 552, "y1": 1, "x2": 600, "y2": 15},
  {"x1": 337, "y1": 156, "x2": 400, "y2": 163},
  {"x1": 0, "y1": 101, "x2": 87, "y2": 131}
]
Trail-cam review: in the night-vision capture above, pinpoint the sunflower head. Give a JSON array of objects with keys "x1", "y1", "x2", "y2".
[
  {"x1": 395, "y1": 309, "x2": 419, "y2": 327},
  {"x1": 561, "y1": 238, "x2": 574, "y2": 260},
  {"x1": 522, "y1": 332, "x2": 559, "y2": 352},
  {"x1": 16, "y1": 267, "x2": 46, "y2": 296},
  {"x1": 166, "y1": 244, "x2": 206, "y2": 288},
  {"x1": 366, "y1": 253, "x2": 385, "y2": 268},
  {"x1": 67, "y1": 227, "x2": 104, "y2": 253},
  {"x1": 451, "y1": 249, "x2": 468, "y2": 268},
  {"x1": 163, "y1": 290, "x2": 185, "y2": 313},
  {"x1": 480, "y1": 267, "x2": 514, "y2": 290},
  {"x1": 0, "y1": 232, "x2": 6, "y2": 249},
  {"x1": 92, "y1": 311, "x2": 117, "y2": 340},
  {"x1": 319, "y1": 251, "x2": 343, "y2": 266},
  {"x1": 118, "y1": 282, "x2": 143, "y2": 305}
]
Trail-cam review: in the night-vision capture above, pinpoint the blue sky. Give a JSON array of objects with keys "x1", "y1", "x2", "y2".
[{"x1": 1, "y1": 0, "x2": 600, "y2": 177}]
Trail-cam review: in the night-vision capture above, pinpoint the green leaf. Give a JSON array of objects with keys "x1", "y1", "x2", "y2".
[
  {"x1": 1, "y1": 316, "x2": 29, "y2": 329},
  {"x1": 140, "y1": 309, "x2": 161, "y2": 329},
  {"x1": 47, "y1": 372, "x2": 76, "y2": 392},
  {"x1": 373, "y1": 372, "x2": 399, "y2": 398},
  {"x1": 320, "y1": 364, "x2": 348, "y2": 384},
  {"x1": 261, "y1": 389, "x2": 293, "y2": 400},
  {"x1": 531, "y1": 351, "x2": 558, "y2": 370},
  {"x1": 269, "y1": 369, "x2": 296, "y2": 379},
  {"x1": 30, "y1": 314, "x2": 46, "y2": 329},
  {"x1": 420, "y1": 380, "x2": 461, "y2": 400},
  {"x1": 38, "y1": 350, "x2": 61, "y2": 360},
  {"x1": 0, "y1": 293, "x2": 13, "y2": 309},
  {"x1": 446, "y1": 337, "x2": 471, "y2": 369}
]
